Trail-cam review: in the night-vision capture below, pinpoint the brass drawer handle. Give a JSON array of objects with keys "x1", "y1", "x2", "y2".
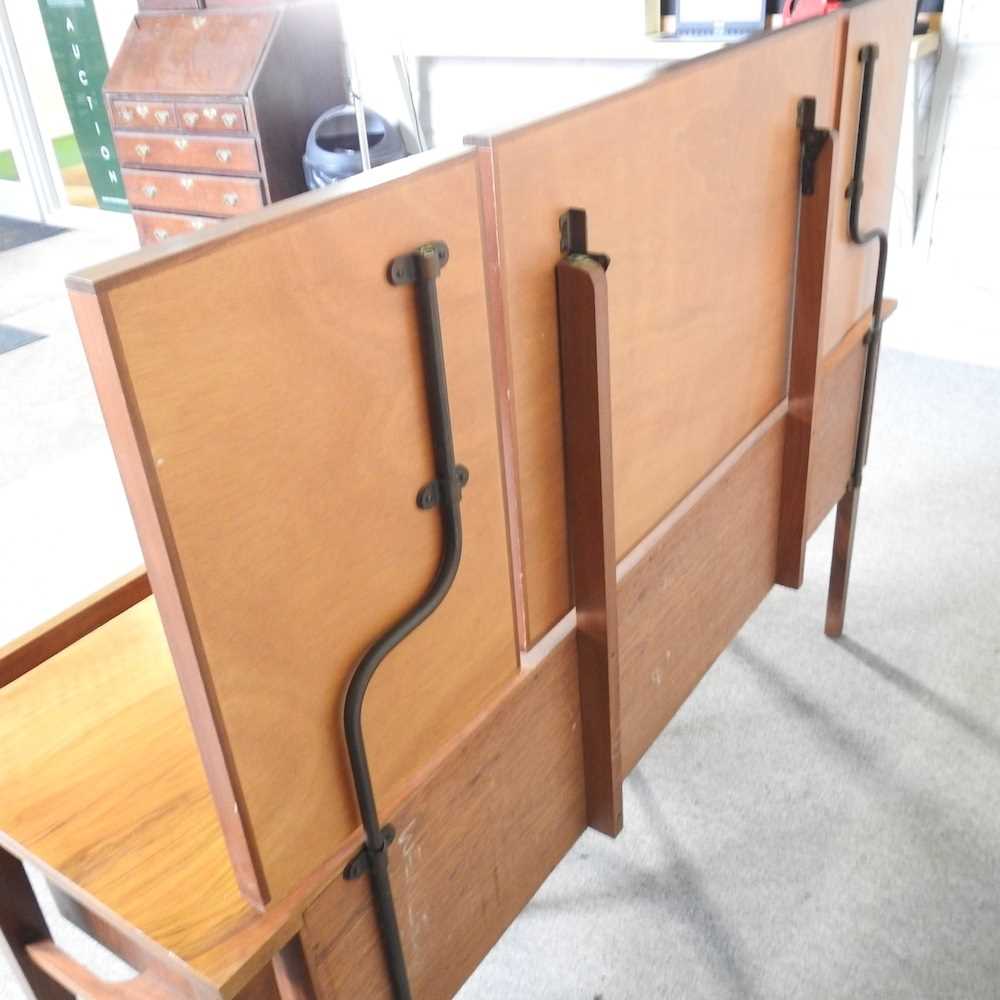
[
  {"x1": 136, "y1": 104, "x2": 149, "y2": 119},
  {"x1": 180, "y1": 177, "x2": 194, "y2": 191},
  {"x1": 154, "y1": 110, "x2": 170, "y2": 125},
  {"x1": 222, "y1": 192, "x2": 239, "y2": 208},
  {"x1": 203, "y1": 107, "x2": 218, "y2": 121},
  {"x1": 153, "y1": 228, "x2": 168, "y2": 242},
  {"x1": 119, "y1": 108, "x2": 133, "y2": 123},
  {"x1": 221, "y1": 112, "x2": 238, "y2": 128},
  {"x1": 216, "y1": 149, "x2": 232, "y2": 164},
  {"x1": 142, "y1": 184, "x2": 157, "y2": 199},
  {"x1": 190, "y1": 219, "x2": 205, "y2": 231},
  {"x1": 134, "y1": 143, "x2": 150, "y2": 160},
  {"x1": 174, "y1": 138, "x2": 188, "y2": 151},
  {"x1": 183, "y1": 111, "x2": 199, "y2": 127}
]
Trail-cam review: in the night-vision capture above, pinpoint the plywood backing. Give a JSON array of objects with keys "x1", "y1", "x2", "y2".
[
  {"x1": 475, "y1": 14, "x2": 842, "y2": 645},
  {"x1": 820, "y1": 0, "x2": 915, "y2": 355},
  {"x1": 68, "y1": 150, "x2": 518, "y2": 907},
  {"x1": 619, "y1": 409, "x2": 787, "y2": 774}
]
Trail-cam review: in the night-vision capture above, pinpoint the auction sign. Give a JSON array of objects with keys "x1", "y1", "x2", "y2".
[{"x1": 36, "y1": 0, "x2": 128, "y2": 212}]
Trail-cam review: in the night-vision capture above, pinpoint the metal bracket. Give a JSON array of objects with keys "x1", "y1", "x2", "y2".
[
  {"x1": 417, "y1": 465, "x2": 469, "y2": 509},
  {"x1": 559, "y1": 208, "x2": 611, "y2": 270},
  {"x1": 343, "y1": 825, "x2": 396, "y2": 880},
  {"x1": 797, "y1": 97, "x2": 830, "y2": 196},
  {"x1": 339, "y1": 239, "x2": 469, "y2": 1000}
]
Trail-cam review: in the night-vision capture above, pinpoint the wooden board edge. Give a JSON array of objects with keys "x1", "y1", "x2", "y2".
[
  {"x1": 0, "y1": 569, "x2": 150, "y2": 689},
  {"x1": 556, "y1": 256, "x2": 623, "y2": 837},
  {"x1": 65, "y1": 146, "x2": 476, "y2": 296},
  {"x1": 474, "y1": 143, "x2": 530, "y2": 650},
  {"x1": 68, "y1": 288, "x2": 270, "y2": 910},
  {"x1": 0, "y1": 833, "x2": 220, "y2": 1000}
]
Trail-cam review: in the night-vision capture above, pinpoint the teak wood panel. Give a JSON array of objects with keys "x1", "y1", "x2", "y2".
[
  {"x1": 69, "y1": 150, "x2": 518, "y2": 907},
  {"x1": 0, "y1": 598, "x2": 251, "y2": 999},
  {"x1": 555, "y1": 256, "x2": 623, "y2": 837},
  {"x1": 619, "y1": 408, "x2": 787, "y2": 774},
  {"x1": 475, "y1": 14, "x2": 841, "y2": 645},
  {"x1": 820, "y1": 0, "x2": 915, "y2": 355},
  {"x1": 300, "y1": 636, "x2": 586, "y2": 1000}
]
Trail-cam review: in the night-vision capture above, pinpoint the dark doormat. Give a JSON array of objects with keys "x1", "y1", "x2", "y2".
[
  {"x1": 0, "y1": 215, "x2": 66, "y2": 253},
  {"x1": 0, "y1": 326, "x2": 46, "y2": 356}
]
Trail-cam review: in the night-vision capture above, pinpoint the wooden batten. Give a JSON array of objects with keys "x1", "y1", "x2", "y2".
[
  {"x1": 555, "y1": 254, "x2": 623, "y2": 838},
  {"x1": 777, "y1": 130, "x2": 838, "y2": 589},
  {"x1": 0, "y1": 569, "x2": 150, "y2": 689}
]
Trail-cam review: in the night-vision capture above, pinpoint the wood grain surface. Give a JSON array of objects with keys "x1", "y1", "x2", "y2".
[
  {"x1": 104, "y1": 12, "x2": 277, "y2": 97},
  {"x1": 619, "y1": 410, "x2": 787, "y2": 773},
  {"x1": 70, "y1": 149, "x2": 517, "y2": 906},
  {"x1": 0, "y1": 598, "x2": 351, "y2": 998},
  {"x1": 473, "y1": 14, "x2": 842, "y2": 645},
  {"x1": 820, "y1": 0, "x2": 915, "y2": 354},
  {"x1": 805, "y1": 300, "x2": 896, "y2": 538},
  {"x1": 777, "y1": 132, "x2": 838, "y2": 588},
  {"x1": 556, "y1": 256, "x2": 623, "y2": 837},
  {"x1": 300, "y1": 636, "x2": 586, "y2": 1000}
]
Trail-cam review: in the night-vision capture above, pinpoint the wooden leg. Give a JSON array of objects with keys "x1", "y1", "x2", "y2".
[
  {"x1": 556, "y1": 251, "x2": 623, "y2": 837},
  {"x1": 0, "y1": 850, "x2": 72, "y2": 1000},
  {"x1": 271, "y1": 937, "x2": 316, "y2": 1000},
  {"x1": 825, "y1": 485, "x2": 860, "y2": 637}
]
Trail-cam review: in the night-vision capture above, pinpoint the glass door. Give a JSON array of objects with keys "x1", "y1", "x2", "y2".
[{"x1": 0, "y1": 42, "x2": 42, "y2": 219}]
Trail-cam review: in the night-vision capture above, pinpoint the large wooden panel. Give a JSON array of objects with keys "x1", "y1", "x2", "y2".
[
  {"x1": 475, "y1": 15, "x2": 842, "y2": 645},
  {"x1": 68, "y1": 150, "x2": 518, "y2": 906},
  {"x1": 619, "y1": 409, "x2": 786, "y2": 774},
  {"x1": 821, "y1": 0, "x2": 915, "y2": 354},
  {"x1": 300, "y1": 637, "x2": 586, "y2": 1000}
]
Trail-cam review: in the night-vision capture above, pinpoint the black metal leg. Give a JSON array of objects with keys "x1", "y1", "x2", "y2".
[{"x1": 341, "y1": 242, "x2": 468, "y2": 1000}]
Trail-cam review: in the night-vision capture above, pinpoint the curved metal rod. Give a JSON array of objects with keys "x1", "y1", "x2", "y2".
[
  {"x1": 847, "y1": 43, "x2": 888, "y2": 486},
  {"x1": 341, "y1": 244, "x2": 464, "y2": 1000}
]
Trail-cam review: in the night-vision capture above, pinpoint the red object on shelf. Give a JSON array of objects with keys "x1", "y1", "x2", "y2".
[{"x1": 783, "y1": 0, "x2": 841, "y2": 23}]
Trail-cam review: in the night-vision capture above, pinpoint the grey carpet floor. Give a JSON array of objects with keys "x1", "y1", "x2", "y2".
[
  {"x1": 1, "y1": 348, "x2": 997, "y2": 1000},
  {"x1": 457, "y1": 348, "x2": 1000, "y2": 1000}
]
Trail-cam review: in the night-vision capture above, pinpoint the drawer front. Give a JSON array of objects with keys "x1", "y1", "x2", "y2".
[
  {"x1": 110, "y1": 99, "x2": 176, "y2": 130},
  {"x1": 115, "y1": 132, "x2": 259, "y2": 174},
  {"x1": 134, "y1": 210, "x2": 219, "y2": 245},
  {"x1": 124, "y1": 168, "x2": 264, "y2": 216},
  {"x1": 175, "y1": 101, "x2": 249, "y2": 134}
]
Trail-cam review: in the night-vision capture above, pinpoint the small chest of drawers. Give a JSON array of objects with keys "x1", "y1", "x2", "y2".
[{"x1": 104, "y1": 4, "x2": 347, "y2": 246}]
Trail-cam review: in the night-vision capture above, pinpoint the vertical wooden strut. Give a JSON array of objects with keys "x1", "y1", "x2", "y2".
[
  {"x1": 555, "y1": 209, "x2": 623, "y2": 837},
  {"x1": 777, "y1": 97, "x2": 834, "y2": 588},
  {"x1": 826, "y1": 44, "x2": 889, "y2": 638}
]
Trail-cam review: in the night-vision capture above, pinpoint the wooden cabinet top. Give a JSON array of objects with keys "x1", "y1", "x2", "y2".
[{"x1": 105, "y1": 10, "x2": 279, "y2": 96}]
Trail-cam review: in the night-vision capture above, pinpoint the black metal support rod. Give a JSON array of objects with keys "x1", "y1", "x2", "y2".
[
  {"x1": 847, "y1": 44, "x2": 889, "y2": 488},
  {"x1": 342, "y1": 242, "x2": 466, "y2": 1000}
]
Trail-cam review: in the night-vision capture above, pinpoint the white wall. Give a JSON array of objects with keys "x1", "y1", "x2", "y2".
[{"x1": 895, "y1": 0, "x2": 1000, "y2": 368}]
